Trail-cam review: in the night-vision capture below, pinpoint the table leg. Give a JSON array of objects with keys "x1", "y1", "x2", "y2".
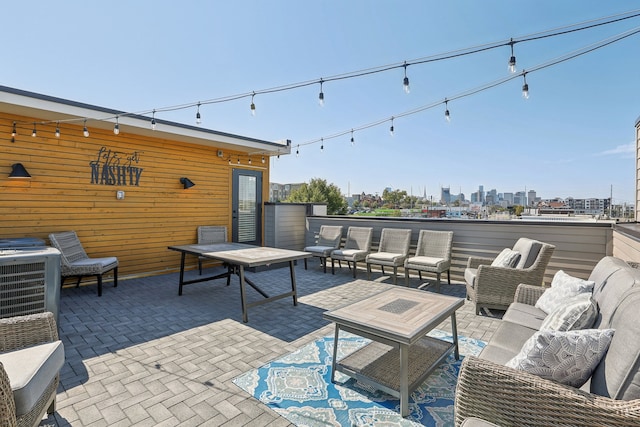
[
  {"x1": 400, "y1": 343, "x2": 409, "y2": 417},
  {"x1": 451, "y1": 312, "x2": 459, "y2": 360},
  {"x1": 178, "y1": 252, "x2": 186, "y2": 296},
  {"x1": 331, "y1": 325, "x2": 339, "y2": 383},
  {"x1": 239, "y1": 265, "x2": 248, "y2": 323},
  {"x1": 289, "y1": 260, "x2": 298, "y2": 306}
]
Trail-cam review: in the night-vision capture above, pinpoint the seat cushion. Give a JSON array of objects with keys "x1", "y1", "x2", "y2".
[
  {"x1": 0, "y1": 341, "x2": 65, "y2": 417},
  {"x1": 69, "y1": 256, "x2": 119, "y2": 275},
  {"x1": 331, "y1": 249, "x2": 367, "y2": 262},
  {"x1": 405, "y1": 256, "x2": 446, "y2": 269},
  {"x1": 303, "y1": 246, "x2": 335, "y2": 257},
  {"x1": 512, "y1": 238, "x2": 543, "y2": 269},
  {"x1": 366, "y1": 252, "x2": 406, "y2": 266},
  {"x1": 478, "y1": 321, "x2": 537, "y2": 364},
  {"x1": 502, "y1": 302, "x2": 547, "y2": 329}
]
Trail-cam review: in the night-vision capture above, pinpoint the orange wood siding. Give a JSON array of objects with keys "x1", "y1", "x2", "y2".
[{"x1": 1, "y1": 114, "x2": 270, "y2": 279}]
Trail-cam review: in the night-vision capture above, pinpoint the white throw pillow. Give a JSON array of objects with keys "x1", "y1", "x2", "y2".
[
  {"x1": 539, "y1": 293, "x2": 597, "y2": 331},
  {"x1": 491, "y1": 248, "x2": 521, "y2": 268},
  {"x1": 535, "y1": 270, "x2": 595, "y2": 314},
  {"x1": 505, "y1": 329, "x2": 614, "y2": 388}
]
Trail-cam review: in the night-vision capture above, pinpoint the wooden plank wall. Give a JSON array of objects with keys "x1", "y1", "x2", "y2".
[
  {"x1": 307, "y1": 216, "x2": 614, "y2": 283},
  {"x1": 1, "y1": 114, "x2": 270, "y2": 280}
]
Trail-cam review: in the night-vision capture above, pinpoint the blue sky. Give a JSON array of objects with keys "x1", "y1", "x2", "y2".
[{"x1": 4, "y1": 1, "x2": 640, "y2": 204}]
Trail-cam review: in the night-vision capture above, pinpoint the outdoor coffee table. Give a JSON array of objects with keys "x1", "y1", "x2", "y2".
[
  {"x1": 323, "y1": 287, "x2": 464, "y2": 417},
  {"x1": 168, "y1": 243, "x2": 311, "y2": 322}
]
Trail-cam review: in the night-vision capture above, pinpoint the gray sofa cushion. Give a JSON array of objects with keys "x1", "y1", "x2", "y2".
[
  {"x1": 591, "y1": 264, "x2": 640, "y2": 328},
  {"x1": 501, "y1": 302, "x2": 547, "y2": 329},
  {"x1": 512, "y1": 238, "x2": 543, "y2": 269},
  {"x1": 478, "y1": 321, "x2": 538, "y2": 365},
  {"x1": 464, "y1": 267, "x2": 478, "y2": 288},
  {"x1": 588, "y1": 256, "x2": 629, "y2": 295},
  {"x1": 0, "y1": 341, "x2": 65, "y2": 417},
  {"x1": 590, "y1": 287, "x2": 640, "y2": 399}
]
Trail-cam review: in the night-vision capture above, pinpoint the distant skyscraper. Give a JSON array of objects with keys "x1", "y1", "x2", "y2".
[{"x1": 441, "y1": 187, "x2": 451, "y2": 204}]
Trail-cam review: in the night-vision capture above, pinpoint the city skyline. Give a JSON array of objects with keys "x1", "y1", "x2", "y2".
[{"x1": 4, "y1": 2, "x2": 639, "y2": 204}]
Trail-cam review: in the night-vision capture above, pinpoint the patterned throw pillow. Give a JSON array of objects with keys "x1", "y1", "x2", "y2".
[
  {"x1": 505, "y1": 329, "x2": 614, "y2": 387},
  {"x1": 535, "y1": 270, "x2": 595, "y2": 314},
  {"x1": 490, "y1": 248, "x2": 521, "y2": 268},
  {"x1": 539, "y1": 293, "x2": 597, "y2": 331}
]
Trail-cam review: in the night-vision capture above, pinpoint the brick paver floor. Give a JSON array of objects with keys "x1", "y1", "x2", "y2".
[{"x1": 42, "y1": 261, "x2": 503, "y2": 426}]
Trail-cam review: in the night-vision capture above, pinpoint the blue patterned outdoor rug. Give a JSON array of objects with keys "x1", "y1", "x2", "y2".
[{"x1": 233, "y1": 330, "x2": 485, "y2": 426}]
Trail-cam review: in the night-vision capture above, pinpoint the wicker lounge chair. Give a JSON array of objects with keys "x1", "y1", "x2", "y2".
[
  {"x1": 366, "y1": 228, "x2": 412, "y2": 285},
  {"x1": 197, "y1": 226, "x2": 228, "y2": 274},
  {"x1": 0, "y1": 312, "x2": 64, "y2": 427},
  {"x1": 48, "y1": 231, "x2": 118, "y2": 297},
  {"x1": 304, "y1": 225, "x2": 343, "y2": 273},
  {"x1": 404, "y1": 230, "x2": 453, "y2": 292},
  {"x1": 463, "y1": 237, "x2": 555, "y2": 314},
  {"x1": 330, "y1": 226, "x2": 373, "y2": 278}
]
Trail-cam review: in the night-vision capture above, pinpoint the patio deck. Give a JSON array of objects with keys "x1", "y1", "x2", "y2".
[{"x1": 43, "y1": 261, "x2": 503, "y2": 426}]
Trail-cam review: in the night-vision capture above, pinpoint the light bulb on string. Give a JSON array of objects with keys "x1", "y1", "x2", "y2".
[
  {"x1": 296, "y1": 145, "x2": 299, "y2": 157},
  {"x1": 261, "y1": 156, "x2": 265, "y2": 164},
  {"x1": 151, "y1": 110, "x2": 157, "y2": 130},
  {"x1": 508, "y1": 39, "x2": 517, "y2": 73},
  {"x1": 320, "y1": 138, "x2": 324, "y2": 151},
  {"x1": 250, "y1": 92, "x2": 256, "y2": 116},
  {"x1": 196, "y1": 103, "x2": 202, "y2": 124},
  {"x1": 318, "y1": 79, "x2": 325, "y2": 106},
  {"x1": 11, "y1": 122, "x2": 16, "y2": 137},
  {"x1": 113, "y1": 116, "x2": 120, "y2": 135},
  {"x1": 350, "y1": 129, "x2": 355, "y2": 146},
  {"x1": 522, "y1": 71, "x2": 529, "y2": 99},
  {"x1": 248, "y1": 157, "x2": 252, "y2": 165},
  {"x1": 444, "y1": 99, "x2": 451, "y2": 122},
  {"x1": 55, "y1": 122, "x2": 60, "y2": 138},
  {"x1": 389, "y1": 117, "x2": 395, "y2": 136},
  {"x1": 237, "y1": 156, "x2": 240, "y2": 165},
  {"x1": 83, "y1": 119, "x2": 89, "y2": 137},
  {"x1": 403, "y1": 62, "x2": 410, "y2": 94},
  {"x1": 31, "y1": 123, "x2": 37, "y2": 137},
  {"x1": 228, "y1": 156, "x2": 231, "y2": 165}
]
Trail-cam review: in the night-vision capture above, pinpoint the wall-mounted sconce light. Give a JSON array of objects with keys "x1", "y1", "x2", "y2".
[
  {"x1": 180, "y1": 177, "x2": 195, "y2": 189},
  {"x1": 9, "y1": 163, "x2": 31, "y2": 178}
]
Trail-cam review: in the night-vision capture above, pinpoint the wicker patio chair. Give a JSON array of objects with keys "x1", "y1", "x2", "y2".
[
  {"x1": 404, "y1": 230, "x2": 454, "y2": 292},
  {"x1": 304, "y1": 225, "x2": 343, "y2": 273},
  {"x1": 48, "y1": 231, "x2": 118, "y2": 297},
  {"x1": 0, "y1": 312, "x2": 64, "y2": 427},
  {"x1": 330, "y1": 226, "x2": 373, "y2": 278},
  {"x1": 463, "y1": 237, "x2": 555, "y2": 314},
  {"x1": 366, "y1": 228, "x2": 412, "y2": 285},
  {"x1": 197, "y1": 226, "x2": 228, "y2": 274}
]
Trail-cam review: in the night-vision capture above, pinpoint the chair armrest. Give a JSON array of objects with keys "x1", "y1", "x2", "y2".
[
  {"x1": 513, "y1": 283, "x2": 548, "y2": 305},
  {"x1": 0, "y1": 312, "x2": 59, "y2": 352},
  {"x1": 455, "y1": 356, "x2": 640, "y2": 427},
  {"x1": 0, "y1": 362, "x2": 17, "y2": 427},
  {"x1": 467, "y1": 256, "x2": 494, "y2": 269}
]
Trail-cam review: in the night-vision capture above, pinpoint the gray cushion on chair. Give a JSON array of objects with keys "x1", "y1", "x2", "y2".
[
  {"x1": 0, "y1": 341, "x2": 65, "y2": 417},
  {"x1": 303, "y1": 246, "x2": 335, "y2": 257},
  {"x1": 512, "y1": 238, "x2": 543, "y2": 269},
  {"x1": 464, "y1": 268, "x2": 478, "y2": 288},
  {"x1": 70, "y1": 256, "x2": 119, "y2": 270}
]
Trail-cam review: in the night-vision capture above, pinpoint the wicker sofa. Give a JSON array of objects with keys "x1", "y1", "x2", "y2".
[
  {"x1": 455, "y1": 256, "x2": 640, "y2": 426},
  {"x1": 0, "y1": 312, "x2": 64, "y2": 427}
]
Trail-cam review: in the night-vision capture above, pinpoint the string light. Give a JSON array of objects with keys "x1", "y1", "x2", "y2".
[
  {"x1": 318, "y1": 79, "x2": 325, "y2": 106},
  {"x1": 261, "y1": 156, "x2": 265, "y2": 164},
  {"x1": 389, "y1": 117, "x2": 394, "y2": 136},
  {"x1": 196, "y1": 103, "x2": 202, "y2": 124},
  {"x1": 250, "y1": 92, "x2": 256, "y2": 116},
  {"x1": 444, "y1": 99, "x2": 451, "y2": 122},
  {"x1": 296, "y1": 145, "x2": 299, "y2": 157},
  {"x1": 151, "y1": 110, "x2": 157, "y2": 130},
  {"x1": 320, "y1": 138, "x2": 324, "y2": 151},
  {"x1": 508, "y1": 39, "x2": 517, "y2": 73},
  {"x1": 522, "y1": 71, "x2": 529, "y2": 99},
  {"x1": 350, "y1": 129, "x2": 355, "y2": 146},
  {"x1": 248, "y1": 157, "x2": 252, "y2": 165},
  {"x1": 403, "y1": 62, "x2": 410, "y2": 94},
  {"x1": 114, "y1": 116, "x2": 120, "y2": 135},
  {"x1": 55, "y1": 122, "x2": 60, "y2": 138},
  {"x1": 31, "y1": 123, "x2": 37, "y2": 137},
  {"x1": 11, "y1": 122, "x2": 16, "y2": 137},
  {"x1": 237, "y1": 156, "x2": 240, "y2": 164},
  {"x1": 83, "y1": 119, "x2": 89, "y2": 137},
  {"x1": 228, "y1": 156, "x2": 231, "y2": 165}
]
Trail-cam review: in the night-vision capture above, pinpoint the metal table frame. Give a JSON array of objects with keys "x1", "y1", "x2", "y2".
[{"x1": 168, "y1": 243, "x2": 311, "y2": 322}]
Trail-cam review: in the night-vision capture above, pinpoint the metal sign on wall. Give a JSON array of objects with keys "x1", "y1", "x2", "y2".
[{"x1": 90, "y1": 146, "x2": 143, "y2": 186}]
